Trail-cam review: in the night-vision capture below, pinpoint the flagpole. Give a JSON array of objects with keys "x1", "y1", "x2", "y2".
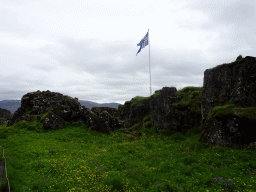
[{"x1": 148, "y1": 29, "x2": 152, "y2": 96}]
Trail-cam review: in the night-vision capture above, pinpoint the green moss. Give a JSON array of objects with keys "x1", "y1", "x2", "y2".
[
  {"x1": 206, "y1": 100, "x2": 256, "y2": 130},
  {"x1": 141, "y1": 115, "x2": 152, "y2": 129},
  {"x1": 63, "y1": 95, "x2": 74, "y2": 101},
  {"x1": 172, "y1": 86, "x2": 203, "y2": 109},
  {"x1": 127, "y1": 90, "x2": 161, "y2": 111},
  {"x1": 39, "y1": 110, "x2": 52, "y2": 122},
  {"x1": 25, "y1": 107, "x2": 33, "y2": 114},
  {"x1": 124, "y1": 101, "x2": 131, "y2": 105},
  {"x1": 130, "y1": 97, "x2": 147, "y2": 110},
  {"x1": 208, "y1": 56, "x2": 245, "y2": 70},
  {"x1": 233, "y1": 107, "x2": 256, "y2": 121},
  {"x1": 151, "y1": 90, "x2": 160, "y2": 99},
  {"x1": 118, "y1": 104, "x2": 124, "y2": 109},
  {"x1": 211, "y1": 100, "x2": 256, "y2": 121},
  {"x1": 125, "y1": 119, "x2": 130, "y2": 128},
  {"x1": 25, "y1": 120, "x2": 44, "y2": 131},
  {"x1": 143, "y1": 115, "x2": 151, "y2": 122}
]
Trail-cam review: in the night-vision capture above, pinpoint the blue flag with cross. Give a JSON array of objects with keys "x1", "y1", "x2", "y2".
[{"x1": 136, "y1": 31, "x2": 148, "y2": 56}]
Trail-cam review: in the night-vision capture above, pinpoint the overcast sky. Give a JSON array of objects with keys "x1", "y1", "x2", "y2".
[{"x1": 1, "y1": 0, "x2": 255, "y2": 105}]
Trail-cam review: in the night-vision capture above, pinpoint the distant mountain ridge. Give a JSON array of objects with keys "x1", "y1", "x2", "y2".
[{"x1": 0, "y1": 100, "x2": 121, "y2": 114}]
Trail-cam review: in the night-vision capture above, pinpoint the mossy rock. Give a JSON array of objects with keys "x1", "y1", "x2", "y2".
[
  {"x1": 124, "y1": 119, "x2": 130, "y2": 128},
  {"x1": 25, "y1": 107, "x2": 33, "y2": 114},
  {"x1": 39, "y1": 110, "x2": 52, "y2": 123},
  {"x1": 236, "y1": 54, "x2": 243, "y2": 61},
  {"x1": 211, "y1": 100, "x2": 256, "y2": 121},
  {"x1": 63, "y1": 95, "x2": 75, "y2": 101}
]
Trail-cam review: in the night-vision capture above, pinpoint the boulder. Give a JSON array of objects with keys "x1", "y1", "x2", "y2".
[
  {"x1": 90, "y1": 107, "x2": 127, "y2": 132},
  {"x1": 0, "y1": 108, "x2": 13, "y2": 127},
  {"x1": 9, "y1": 90, "x2": 82, "y2": 125},
  {"x1": 199, "y1": 56, "x2": 256, "y2": 149},
  {"x1": 79, "y1": 107, "x2": 111, "y2": 135},
  {"x1": 41, "y1": 111, "x2": 65, "y2": 130}
]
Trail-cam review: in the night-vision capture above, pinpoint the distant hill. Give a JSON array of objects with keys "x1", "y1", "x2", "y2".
[{"x1": 0, "y1": 100, "x2": 121, "y2": 114}]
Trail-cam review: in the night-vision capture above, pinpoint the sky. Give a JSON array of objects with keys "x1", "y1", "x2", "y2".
[{"x1": 1, "y1": 0, "x2": 255, "y2": 105}]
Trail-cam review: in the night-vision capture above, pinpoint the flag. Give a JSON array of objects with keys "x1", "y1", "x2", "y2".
[{"x1": 136, "y1": 31, "x2": 148, "y2": 56}]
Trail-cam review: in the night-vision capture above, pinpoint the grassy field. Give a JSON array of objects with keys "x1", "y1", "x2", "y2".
[{"x1": 0, "y1": 118, "x2": 255, "y2": 192}]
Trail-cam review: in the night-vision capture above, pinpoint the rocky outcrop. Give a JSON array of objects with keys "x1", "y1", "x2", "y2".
[
  {"x1": 114, "y1": 86, "x2": 203, "y2": 136},
  {"x1": 113, "y1": 96, "x2": 152, "y2": 128},
  {"x1": 149, "y1": 87, "x2": 180, "y2": 132},
  {"x1": 0, "y1": 100, "x2": 120, "y2": 115},
  {"x1": 7, "y1": 90, "x2": 126, "y2": 135},
  {"x1": 148, "y1": 87, "x2": 203, "y2": 135},
  {"x1": 0, "y1": 108, "x2": 13, "y2": 127},
  {"x1": 199, "y1": 56, "x2": 256, "y2": 149},
  {"x1": 5, "y1": 56, "x2": 255, "y2": 150},
  {"x1": 89, "y1": 107, "x2": 126, "y2": 132},
  {"x1": 171, "y1": 87, "x2": 203, "y2": 135}
]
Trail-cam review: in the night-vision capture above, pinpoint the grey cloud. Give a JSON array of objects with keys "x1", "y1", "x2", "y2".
[{"x1": 0, "y1": 7, "x2": 34, "y2": 37}]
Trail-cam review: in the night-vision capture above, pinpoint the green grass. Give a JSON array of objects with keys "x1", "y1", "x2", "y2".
[
  {"x1": 0, "y1": 119, "x2": 255, "y2": 192},
  {"x1": 208, "y1": 56, "x2": 246, "y2": 70}
]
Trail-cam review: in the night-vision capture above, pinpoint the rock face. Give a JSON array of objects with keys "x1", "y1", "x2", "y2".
[
  {"x1": 0, "y1": 108, "x2": 13, "y2": 126},
  {"x1": 114, "y1": 96, "x2": 151, "y2": 127},
  {"x1": 171, "y1": 87, "x2": 203, "y2": 135},
  {"x1": 7, "y1": 90, "x2": 126, "y2": 135},
  {"x1": 90, "y1": 107, "x2": 126, "y2": 132},
  {"x1": 199, "y1": 56, "x2": 256, "y2": 149},
  {"x1": 149, "y1": 87, "x2": 203, "y2": 135},
  {"x1": 113, "y1": 86, "x2": 203, "y2": 136},
  {"x1": 112, "y1": 90, "x2": 162, "y2": 130},
  {"x1": 149, "y1": 87, "x2": 180, "y2": 132}
]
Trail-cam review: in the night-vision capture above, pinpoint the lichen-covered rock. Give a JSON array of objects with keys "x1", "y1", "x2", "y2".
[{"x1": 199, "y1": 56, "x2": 256, "y2": 149}]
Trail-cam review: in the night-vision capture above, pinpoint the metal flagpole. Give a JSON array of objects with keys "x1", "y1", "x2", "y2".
[{"x1": 148, "y1": 29, "x2": 152, "y2": 96}]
